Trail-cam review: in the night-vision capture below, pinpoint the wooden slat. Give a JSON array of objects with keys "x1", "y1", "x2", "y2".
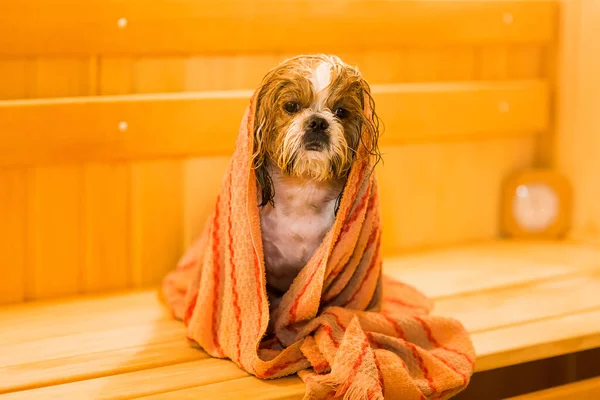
[
  {"x1": 83, "y1": 164, "x2": 131, "y2": 293},
  {"x1": 0, "y1": 1, "x2": 558, "y2": 56},
  {"x1": 436, "y1": 273, "x2": 600, "y2": 333},
  {"x1": 477, "y1": 45, "x2": 510, "y2": 80},
  {"x1": 137, "y1": 376, "x2": 306, "y2": 400},
  {"x1": 0, "y1": 169, "x2": 28, "y2": 304},
  {"x1": 473, "y1": 308, "x2": 600, "y2": 372},
  {"x1": 507, "y1": 376, "x2": 600, "y2": 400},
  {"x1": 1, "y1": 359, "x2": 247, "y2": 399},
  {"x1": 384, "y1": 241, "x2": 600, "y2": 299},
  {"x1": 0, "y1": 80, "x2": 549, "y2": 167},
  {"x1": 26, "y1": 166, "x2": 83, "y2": 300},
  {"x1": 379, "y1": 137, "x2": 535, "y2": 253},
  {"x1": 2, "y1": 241, "x2": 600, "y2": 397},
  {"x1": 131, "y1": 161, "x2": 184, "y2": 287},
  {"x1": 0, "y1": 60, "x2": 27, "y2": 99},
  {"x1": 557, "y1": 0, "x2": 600, "y2": 243},
  {"x1": 183, "y1": 157, "x2": 229, "y2": 246},
  {"x1": 0, "y1": 319, "x2": 184, "y2": 368},
  {"x1": 0, "y1": 340, "x2": 205, "y2": 395},
  {"x1": 32, "y1": 58, "x2": 93, "y2": 98},
  {"x1": 0, "y1": 291, "x2": 168, "y2": 345}
]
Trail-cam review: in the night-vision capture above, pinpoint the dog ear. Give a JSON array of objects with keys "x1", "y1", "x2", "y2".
[
  {"x1": 252, "y1": 79, "x2": 275, "y2": 208},
  {"x1": 357, "y1": 78, "x2": 383, "y2": 167}
]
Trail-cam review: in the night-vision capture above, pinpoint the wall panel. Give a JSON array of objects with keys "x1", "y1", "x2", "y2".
[
  {"x1": 0, "y1": 0, "x2": 558, "y2": 301},
  {"x1": 26, "y1": 166, "x2": 84, "y2": 300},
  {"x1": 83, "y1": 164, "x2": 131, "y2": 293},
  {"x1": 0, "y1": 169, "x2": 28, "y2": 303}
]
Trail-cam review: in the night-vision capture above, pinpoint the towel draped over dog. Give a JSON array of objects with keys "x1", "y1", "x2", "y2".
[{"x1": 162, "y1": 91, "x2": 475, "y2": 399}]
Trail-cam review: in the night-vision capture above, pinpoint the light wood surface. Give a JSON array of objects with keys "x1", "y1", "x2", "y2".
[
  {"x1": 556, "y1": 0, "x2": 600, "y2": 244},
  {"x1": 0, "y1": 0, "x2": 556, "y2": 304},
  {"x1": 0, "y1": 81, "x2": 548, "y2": 166},
  {"x1": 507, "y1": 376, "x2": 600, "y2": 400},
  {"x1": 1, "y1": 240, "x2": 599, "y2": 399},
  {"x1": 0, "y1": 1, "x2": 557, "y2": 56}
]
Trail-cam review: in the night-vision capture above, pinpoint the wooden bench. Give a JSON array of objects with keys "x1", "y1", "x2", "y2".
[
  {"x1": 508, "y1": 377, "x2": 600, "y2": 399},
  {"x1": 2, "y1": 240, "x2": 600, "y2": 399}
]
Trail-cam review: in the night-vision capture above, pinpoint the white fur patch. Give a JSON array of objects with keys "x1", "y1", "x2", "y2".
[
  {"x1": 310, "y1": 62, "x2": 331, "y2": 94},
  {"x1": 259, "y1": 167, "x2": 342, "y2": 295}
]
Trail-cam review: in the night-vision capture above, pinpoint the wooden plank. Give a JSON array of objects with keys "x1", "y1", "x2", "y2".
[
  {"x1": 131, "y1": 161, "x2": 184, "y2": 287},
  {"x1": 31, "y1": 58, "x2": 92, "y2": 98},
  {"x1": 436, "y1": 272, "x2": 600, "y2": 333},
  {"x1": 137, "y1": 376, "x2": 305, "y2": 400},
  {"x1": 0, "y1": 1, "x2": 558, "y2": 56},
  {"x1": 0, "y1": 340, "x2": 205, "y2": 395},
  {"x1": 0, "y1": 291, "x2": 169, "y2": 345},
  {"x1": 183, "y1": 157, "x2": 229, "y2": 246},
  {"x1": 506, "y1": 376, "x2": 600, "y2": 400},
  {"x1": 437, "y1": 47, "x2": 477, "y2": 81},
  {"x1": 508, "y1": 45, "x2": 545, "y2": 79},
  {"x1": 0, "y1": 319, "x2": 184, "y2": 368},
  {"x1": 477, "y1": 45, "x2": 509, "y2": 80},
  {"x1": 185, "y1": 55, "x2": 282, "y2": 92},
  {"x1": 1, "y1": 359, "x2": 247, "y2": 399},
  {"x1": 0, "y1": 60, "x2": 27, "y2": 99},
  {"x1": 0, "y1": 81, "x2": 550, "y2": 166},
  {"x1": 473, "y1": 308, "x2": 600, "y2": 372},
  {"x1": 430, "y1": 137, "x2": 534, "y2": 248},
  {"x1": 383, "y1": 241, "x2": 600, "y2": 299},
  {"x1": 134, "y1": 58, "x2": 186, "y2": 93},
  {"x1": 98, "y1": 58, "x2": 134, "y2": 95},
  {"x1": 0, "y1": 169, "x2": 28, "y2": 304},
  {"x1": 378, "y1": 136, "x2": 534, "y2": 252},
  {"x1": 26, "y1": 166, "x2": 83, "y2": 300},
  {"x1": 83, "y1": 164, "x2": 130, "y2": 293},
  {"x1": 358, "y1": 51, "x2": 405, "y2": 84},
  {"x1": 556, "y1": 0, "x2": 600, "y2": 243}
]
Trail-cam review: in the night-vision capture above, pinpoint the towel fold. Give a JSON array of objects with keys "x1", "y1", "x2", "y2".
[{"x1": 162, "y1": 90, "x2": 475, "y2": 400}]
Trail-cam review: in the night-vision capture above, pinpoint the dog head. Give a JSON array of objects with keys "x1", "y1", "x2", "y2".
[{"x1": 252, "y1": 54, "x2": 380, "y2": 206}]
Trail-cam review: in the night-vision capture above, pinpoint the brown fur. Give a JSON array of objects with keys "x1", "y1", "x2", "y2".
[{"x1": 252, "y1": 55, "x2": 381, "y2": 207}]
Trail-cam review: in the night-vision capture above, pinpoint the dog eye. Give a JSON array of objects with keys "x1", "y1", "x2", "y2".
[
  {"x1": 284, "y1": 102, "x2": 300, "y2": 114},
  {"x1": 334, "y1": 107, "x2": 349, "y2": 119}
]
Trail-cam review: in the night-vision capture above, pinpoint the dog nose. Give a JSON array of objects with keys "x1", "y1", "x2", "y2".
[{"x1": 306, "y1": 116, "x2": 329, "y2": 133}]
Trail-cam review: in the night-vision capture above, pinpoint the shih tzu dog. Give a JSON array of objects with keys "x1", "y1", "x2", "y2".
[{"x1": 252, "y1": 55, "x2": 380, "y2": 304}]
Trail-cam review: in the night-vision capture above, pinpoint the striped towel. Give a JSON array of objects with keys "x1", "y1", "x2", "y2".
[{"x1": 162, "y1": 91, "x2": 475, "y2": 400}]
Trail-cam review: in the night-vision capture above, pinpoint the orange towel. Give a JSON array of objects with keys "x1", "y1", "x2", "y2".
[{"x1": 162, "y1": 90, "x2": 475, "y2": 400}]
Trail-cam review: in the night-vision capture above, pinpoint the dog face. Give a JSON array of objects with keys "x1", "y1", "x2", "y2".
[{"x1": 252, "y1": 55, "x2": 380, "y2": 206}]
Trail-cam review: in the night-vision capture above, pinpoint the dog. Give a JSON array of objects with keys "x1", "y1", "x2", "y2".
[{"x1": 251, "y1": 55, "x2": 381, "y2": 307}]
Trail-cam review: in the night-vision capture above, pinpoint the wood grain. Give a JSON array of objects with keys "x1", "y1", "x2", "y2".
[
  {"x1": 1, "y1": 359, "x2": 247, "y2": 399},
  {"x1": 0, "y1": 340, "x2": 206, "y2": 395},
  {"x1": 0, "y1": 60, "x2": 27, "y2": 99},
  {"x1": 83, "y1": 164, "x2": 130, "y2": 293},
  {"x1": 378, "y1": 137, "x2": 535, "y2": 253},
  {"x1": 473, "y1": 308, "x2": 600, "y2": 372},
  {"x1": 0, "y1": 169, "x2": 28, "y2": 304},
  {"x1": 131, "y1": 161, "x2": 184, "y2": 287},
  {"x1": 1, "y1": 240, "x2": 599, "y2": 398},
  {"x1": 0, "y1": 1, "x2": 558, "y2": 56},
  {"x1": 183, "y1": 157, "x2": 229, "y2": 247},
  {"x1": 25, "y1": 166, "x2": 84, "y2": 300},
  {"x1": 0, "y1": 81, "x2": 549, "y2": 167},
  {"x1": 383, "y1": 240, "x2": 600, "y2": 299},
  {"x1": 556, "y1": 0, "x2": 600, "y2": 243},
  {"x1": 507, "y1": 376, "x2": 600, "y2": 400},
  {"x1": 31, "y1": 58, "x2": 92, "y2": 98}
]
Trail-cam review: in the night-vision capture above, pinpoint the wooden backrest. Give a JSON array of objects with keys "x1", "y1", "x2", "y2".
[{"x1": 0, "y1": 0, "x2": 559, "y2": 304}]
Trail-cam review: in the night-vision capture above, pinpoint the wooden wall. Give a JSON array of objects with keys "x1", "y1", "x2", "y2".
[
  {"x1": 0, "y1": 0, "x2": 558, "y2": 304},
  {"x1": 557, "y1": 0, "x2": 600, "y2": 244}
]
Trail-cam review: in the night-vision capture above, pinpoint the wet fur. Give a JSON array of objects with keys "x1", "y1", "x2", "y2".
[{"x1": 251, "y1": 55, "x2": 381, "y2": 296}]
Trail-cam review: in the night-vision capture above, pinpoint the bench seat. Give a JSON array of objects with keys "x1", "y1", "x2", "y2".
[{"x1": 1, "y1": 240, "x2": 600, "y2": 399}]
